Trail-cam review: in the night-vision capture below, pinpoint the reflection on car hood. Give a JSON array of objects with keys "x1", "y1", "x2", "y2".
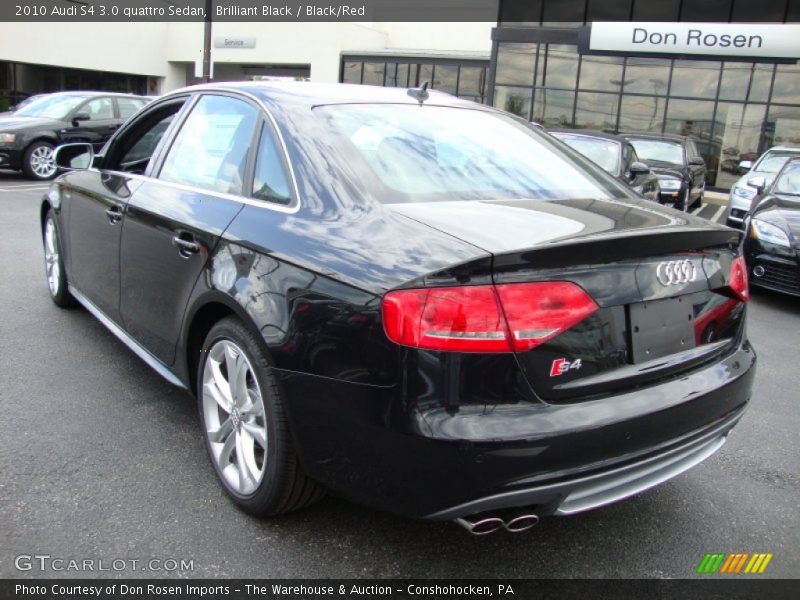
[
  {"x1": 0, "y1": 115, "x2": 62, "y2": 131},
  {"x1": 387, "y1": 197, "x2": 697, "y2": 254}
]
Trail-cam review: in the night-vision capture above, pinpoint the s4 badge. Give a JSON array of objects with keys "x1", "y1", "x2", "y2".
[{"x1": 550, "y1": 358, "x2": 582, "y2": 377}]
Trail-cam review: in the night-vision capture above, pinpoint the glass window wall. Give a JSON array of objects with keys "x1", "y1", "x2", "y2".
[{"x1": 490, "y1": 40, "x2": 800, "y2": 189}]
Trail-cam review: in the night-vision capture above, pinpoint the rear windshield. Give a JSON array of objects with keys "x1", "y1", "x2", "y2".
[
  {"x1": 628, "y1": 139, "x2": 684, "y2": 165},
  {"x1": 314, "y1": 104, "x2": 628, "y2": 204},
  {"x1": 554, "y1": 134, "x2": 620, "y2": 175}
]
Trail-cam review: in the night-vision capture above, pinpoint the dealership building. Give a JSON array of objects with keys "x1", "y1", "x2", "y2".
[{"x1": 1, "y1": 0, "x2": 798, "y2": 191}]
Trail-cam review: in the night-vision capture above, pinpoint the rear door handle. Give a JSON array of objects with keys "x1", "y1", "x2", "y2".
[
  {"x1": 105, "y1": 206, "x2": 123, "y2": 224},
  {"x1": 172, "y1": 234, "x2": 200, "y2": 257}
]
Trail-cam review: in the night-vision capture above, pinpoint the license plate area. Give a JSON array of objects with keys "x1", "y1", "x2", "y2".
[{"x1": 629, "y1": 296, "x2": 695, "y2": 363}]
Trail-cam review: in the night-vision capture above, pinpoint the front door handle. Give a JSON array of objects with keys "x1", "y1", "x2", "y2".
[
  {"x1": 172, "y1": 234, "x2": 200, "y2": 257},
  {"x1": 105, "y1": 206, "x2": 123, "y2": 224}
]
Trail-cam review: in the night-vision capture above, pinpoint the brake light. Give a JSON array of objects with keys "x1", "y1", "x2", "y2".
[
  {"x1": 728, "y1": 256, "x2": 749, "y2": 303},
  {"x1": 382, "y1": 282, "x2": 598, "y2": 353},
  {"x1": 495, "y1": 282, "x2": 599, "y2": 351}
]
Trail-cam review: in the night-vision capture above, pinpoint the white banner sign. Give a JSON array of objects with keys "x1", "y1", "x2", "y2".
[{"x1": 589, "y1": 22, "x2": 800, "y2": 59}]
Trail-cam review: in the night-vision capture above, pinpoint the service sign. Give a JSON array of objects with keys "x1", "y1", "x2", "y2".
[
  {"x1": 586, "y1": 22, "x2": 800, "y2": 60},
  {"x1": 214, "y1": 36, "x2": 257, "y2": 49}
]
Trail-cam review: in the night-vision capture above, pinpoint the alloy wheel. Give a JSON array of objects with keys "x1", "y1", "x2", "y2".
[
  {"x1": 44, "y1": 218, "x2": 60, "y2": 296},
  {"x1": 29, "y1": 145, "x2": 57, "y2": 179},
  {"x1": 202, "y1": 339, "x2": 268, "y2": 496}
]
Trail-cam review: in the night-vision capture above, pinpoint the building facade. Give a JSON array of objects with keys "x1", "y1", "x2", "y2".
[
  {"x1": 489, "y1": 0, "x2": 800, "y2": 189},
  {"x1": 340, "y1": 50, "x2": 489, "y2": 103},
  {"x1": 0, "y1": 20, "x2": 492, "y2": 107}
]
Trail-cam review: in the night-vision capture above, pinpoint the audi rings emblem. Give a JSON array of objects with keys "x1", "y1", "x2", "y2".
[{"x1": 656, "y1": 259, "x2": 697, "y2": 286}]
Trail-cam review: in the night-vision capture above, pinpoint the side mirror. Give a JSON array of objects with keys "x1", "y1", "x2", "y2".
[
  {"x1": 71, "y1": 112, "x2": 91, "y2": 126},
  {"x1": 629, "y1": 161, "x2": 650, "y2": 175},
  {"x1": 689, "y1": 155, "x2": 705, "y2": 166},
  {"x1": 54, "y1": 143, "x2": 94, "y2": 171},
  {"x1": 738, "y1": 160, "x2": 753, "y2": 172},
  {"x1": 747, "y1": 176, "x2": 767, "y2": 195}
]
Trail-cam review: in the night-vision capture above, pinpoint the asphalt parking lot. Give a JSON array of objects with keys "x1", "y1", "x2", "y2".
[{"x1": 0, "y1": 172, "x2": 797, "y2": 580}]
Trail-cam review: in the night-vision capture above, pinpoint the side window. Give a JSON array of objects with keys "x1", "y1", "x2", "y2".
[
  {"x1": 104, "y1": 99, "x2": 187, "y2": 175},
  {"x1": 687, "y1": 140, "x2": 699, "y2": 159},
  {"x1": 252, "y1": 123, "x2": 292, "y2": 205},
  {"x1": 117, "y1": 98, "x2": 145, "y2": 120},
  {"x1": 82, "y1": 97, "x2": 114, "y2": 120},
  {"x1": 159, "y1": 95, "x2": 258, "y2": 195},
  {"x1": 622, "y1": 144, "x2": 633, "y2": 172},
  {"x1": 120, "y1": 114, "x2": 174, "y2": 172}
]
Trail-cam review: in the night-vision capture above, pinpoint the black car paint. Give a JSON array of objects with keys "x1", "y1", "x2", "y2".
[
  {"x1": 621, "y1": 133, "x2": 707, "y2": 209},
  {"x1": 0, "y1": 92, "x2": 146, "y2": 172},
  {"x1": 42, "y1": 83, "x2": 754, "y2": 520},
  {"x1": 745, "y1": 192, "x2": 800, "y2": 297}
]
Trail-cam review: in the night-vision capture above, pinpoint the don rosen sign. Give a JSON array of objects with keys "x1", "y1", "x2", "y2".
[{"x1": 583, "y1": 22, "x2": 800, "y2": 60}]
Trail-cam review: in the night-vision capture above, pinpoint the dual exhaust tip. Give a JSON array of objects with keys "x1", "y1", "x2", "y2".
[{"x1": 454, "y1": 512, "x2": 539, "y2": 535}]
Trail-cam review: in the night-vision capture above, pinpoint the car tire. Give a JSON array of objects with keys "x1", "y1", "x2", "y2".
[
  {"x1": 23, "y1": 140, "x2": 58, "y2": 180},
  {"x1": 197, "y1": 316, "x2": 325, "y2": 516},
  {"x1": 697, "y1": 184, "x2": 705, "y2": 208},
  {"x1": 42, "y1": 210, "x2": 75, "y2": 308}
]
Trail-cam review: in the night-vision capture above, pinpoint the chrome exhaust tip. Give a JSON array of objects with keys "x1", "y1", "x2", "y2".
[
  {"x1": 504, "y1": 513, "x2": 539, "y2": 533},
  {"x1": 454, "y1": 515, "x2": 505, "y2": 536}
]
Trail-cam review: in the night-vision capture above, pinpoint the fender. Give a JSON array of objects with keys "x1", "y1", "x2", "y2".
[{"x1": 177, "y1": 235, "x2": 395, "y2": 394}]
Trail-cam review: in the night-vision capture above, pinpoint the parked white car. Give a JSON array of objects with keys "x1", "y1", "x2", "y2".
[{"x1": 727, "y1": 146, "x2": 800, "y2": 227}]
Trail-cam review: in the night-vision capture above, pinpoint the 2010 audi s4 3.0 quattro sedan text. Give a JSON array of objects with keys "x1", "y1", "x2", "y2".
[{"x1": 41, "y1": 82, "x2": 755, "y2": 535}]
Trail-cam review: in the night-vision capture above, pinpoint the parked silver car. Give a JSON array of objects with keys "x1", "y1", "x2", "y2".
[{"x1": 727, "y1": 146, "x2": 800, "y2": 227}]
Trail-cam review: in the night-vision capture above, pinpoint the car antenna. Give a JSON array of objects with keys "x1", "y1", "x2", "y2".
[{"x1": 407, "y1": 81, "x2": 430, "y2": 105}]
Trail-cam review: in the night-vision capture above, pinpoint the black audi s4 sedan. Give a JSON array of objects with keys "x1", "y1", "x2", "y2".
[
  {"x1": 41, "y1": 83, "x2": 755, "y2": 534},
  {"x1": 744, "y1": 158, "x2": 800, "y2": 297}
]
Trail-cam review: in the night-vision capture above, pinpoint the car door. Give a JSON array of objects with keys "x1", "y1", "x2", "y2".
[
  {"x1": 686, "y1": 139, "x2": 706, "y2": 197},
  {"x1": 118, "y1": 93, "x2": 260, "y2": 365},
  {"x1": 62, "y1": 96, "x2": 119, "y2": 148},
  {"x1": 65, "y1": 97, "x2": 187, "y2": 322}
]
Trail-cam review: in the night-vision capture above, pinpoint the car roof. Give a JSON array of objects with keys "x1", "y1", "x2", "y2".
[
  {"x1": 764, "y1": 146, "x2": 800, "y2": 153},
  {"x1": 37, "y1": 91, "x2": 146, "y2": 99},
  {"x1": 168, "y1": 81, "x2": 483, "y2": 110},
  {"x1": 548, "y1": 128, "x2": 625, "y2": 143},
  {"x1": 620, "y1": 132, "x2": 691, "y2": 143}
]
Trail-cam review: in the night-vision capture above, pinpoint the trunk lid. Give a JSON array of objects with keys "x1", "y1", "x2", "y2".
[{"x1": 388, "y1": 197, "x2": 746, "y2": 402}]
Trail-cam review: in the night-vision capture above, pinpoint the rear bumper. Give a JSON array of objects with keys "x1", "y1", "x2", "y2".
[
  {"x1": 427, "y1": 404, "x2": 741, "y2": 519},
  {"x1": 275, "y1": 340, "x2": 755, "y2": 519}
]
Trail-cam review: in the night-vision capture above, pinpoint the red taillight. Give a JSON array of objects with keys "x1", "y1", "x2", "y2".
[
  {"x1": 728, "y1": 256, "x2": 749, "y2": 303},
  {"x1": 495, "y1": 281, "x2": 599, "y2": 351},
  {"x1": 382, "y1": 282, "x2": 598, "y2": 353}
]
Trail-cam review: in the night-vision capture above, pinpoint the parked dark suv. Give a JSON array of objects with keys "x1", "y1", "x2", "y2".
[
  {"x1": 0, "y1": 91, "x2": 148, "y2": 180},
  {"x1": 621, "y1": 133, "x2": 707, "y2": 211}
]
